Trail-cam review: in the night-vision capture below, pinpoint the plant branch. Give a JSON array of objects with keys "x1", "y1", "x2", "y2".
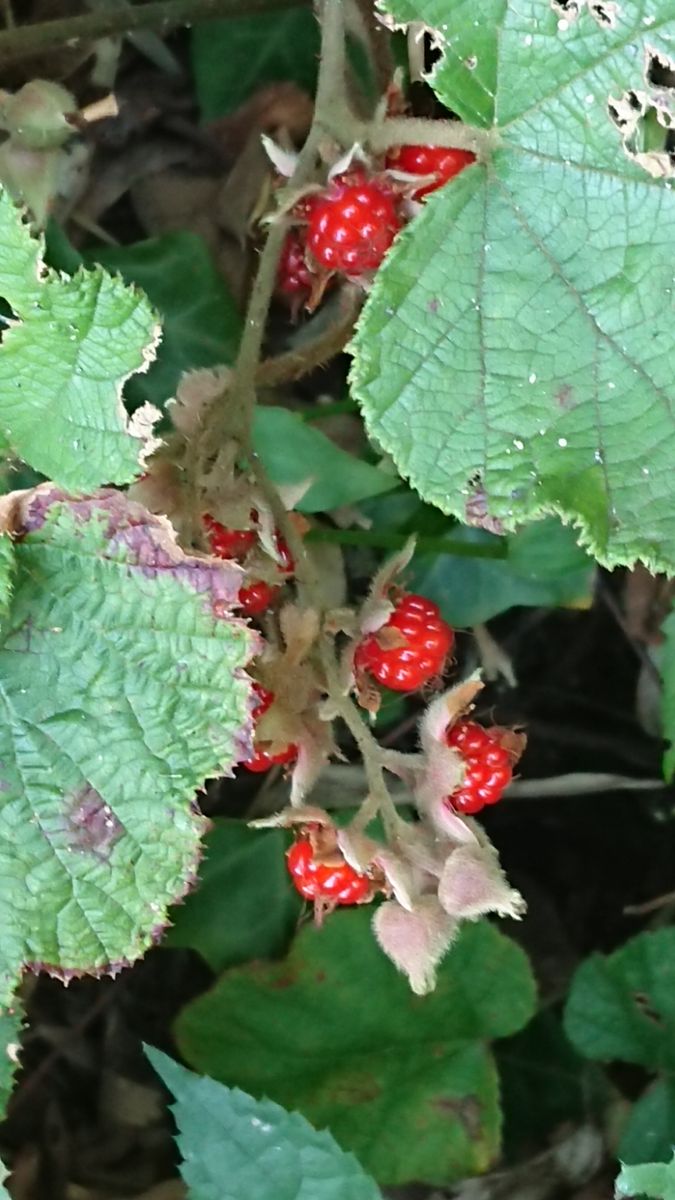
[
  {"x1": 0, "y1": 0, "x2": 307, "y2": 65},
  {"x1": 370, "y1": 116, "x2": 497, "y2": 158},
  {"x1": 256, "y1": 287, "x2": 362, "y2": 388},
  {"x1": 307, "y1": 527, "x2": 509, "y2": 559}
]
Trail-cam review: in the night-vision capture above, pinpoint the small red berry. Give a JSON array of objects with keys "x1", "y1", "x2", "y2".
[
  {"x1": 243, "y1": 682, "x2": 297, "y2": 773},
  {"x1": 286, "y1": 838, "x2": 372, "y2": 904},
  {"x1": 354, "y1": 593, "x2": 454, "y2": 691},
  {"x1": 245, "y1": 741, "x2": 297, "y2": 773},
  {"x1": 445, "y1": 720, "x2": 512, "y2": 815},
  {"x1": 251, "y1": 681, "x2": 274, "y2": 719},
  {"x1": 386, "y1": 144, "x2": 476, "y2": 200},
  {"x1": 238, "y1": 580, "x2": 281, "y2": 616},
  {"x1": 276, "y1": 230, "x2": 313, "y2": 302},
  {"x1": 203, "y1": 513, "x2": 256, "y2": 560},
  {"x1": 307, "y1": 176, "x2": 402, "y2": 275}
]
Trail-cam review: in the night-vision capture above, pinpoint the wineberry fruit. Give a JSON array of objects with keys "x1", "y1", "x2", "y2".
[
  {"x1": 286, "y1": 838, "x2": 372, "y2": 904},
  {"x1": 276, "y1": 230, "x2": 313, "y2": 304},
  {"x1": 243, "y1": 682, "x2": 297, "y2": 773},
  {"x1": 307, "y1": 175, "x2": 402, "y2": 275},
  {"x1": 202, "y1": 513, "x2": 256, "y2": 560},
  {"x1": 445, "y1": 720, "x2": 512, "y2": 815},
  {"x1": 386, "y1": 143, "x2": 476, "y2": 200},
  {"x1": 354, "y1": 593, "x2": 454, "y2": 691}
]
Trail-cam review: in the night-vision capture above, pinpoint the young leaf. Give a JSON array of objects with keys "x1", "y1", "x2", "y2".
[
  {"x1": 352, "y1": 1, "x2": 675, "y2": 570},
  {"x1": 0, "y1": 486, "x2": 254, "y2": 1007},
  {"x1": 617, "y1": 1150, "x2": 675, "y2": 1200},
  {"x1": 0, "y1": 190, "x2": 160, "y2": 490},
  {"x1": 166, "y1": 820, "x2": 300, "y2": 972},
  {"x1": 88, "y1": 233, "x2": 243, "y2": 413},
  {"x1": 175, "y1": 912, "x2": 536, "y2": 1186},
  {"x1": 564, "y1": 928, "x2": 675, "y2": 1071},
  {"x1": 191, "y1": 11, "x2": 319, "y2": 119},
  {"x1": 253, "y1": 408, "x2": 397, "y2": 512},
  {"x1": 147, "y1": 1048, "x2": 383, "y2": 1200}
]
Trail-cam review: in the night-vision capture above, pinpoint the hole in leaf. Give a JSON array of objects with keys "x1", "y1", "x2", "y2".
[
  {"x1": 608, "y1": 89, "x2": 675, "y2": 178},
  {"x1": 647, "y1": 49, "x2": 675, "y2": 91}
]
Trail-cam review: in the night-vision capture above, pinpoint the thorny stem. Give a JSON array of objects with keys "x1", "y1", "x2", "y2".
[
  {"x1": 0, "y1": 0, "x2": 307, "y2": 65},
  {"x1": 210, "y1": 0, "x2": 407, "y2": 837},
  {"x1": 371, "y1": 116, "x2": 497, "y2": 158}
]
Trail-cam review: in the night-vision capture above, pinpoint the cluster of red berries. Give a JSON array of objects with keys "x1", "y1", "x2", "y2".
[
  {"x1": 445, "y1": 720, "x2": 513, "y2": 815},
  {"x1": 276, "y1": 144, "x2": 475, "y2": 309},
  {"x1": 203, "y1": 512, "x2": 294, "y2": 617}
]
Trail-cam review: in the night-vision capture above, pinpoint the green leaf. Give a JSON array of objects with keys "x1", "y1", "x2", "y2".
[
  {"x1": 412, "y1": 518, "x2": 593, "y2": 627},
  {"x1": 147, "y1": 1048, "x2": 383, "y2": 1200},
  {"x1": 175, "y1": 912, "x2": 535, "y2": 1186},
  {"x1": 661, "y1": 607, "x2": 675, "y2": 778},
  {"x1": 352, "y1": 1, "x2": 675, "y2": 570},
  {"x1": 497, "y1": 1010, "x2": 591, "y2": 1161},
  {"x1": 619, "y1": 1079, "x2": 675, "y2": 1167},
  {"x1": 564, "y1": 929, "x2": 675, "y2": 1072},
  {"x1": 0, "y1": 486, "x2": 253, "y2": 1006},
  {"x1": 166, "y1": 820, "x2": 300, "y2": 972},
  {"x1": 88, "y1": 233, "x2": 242, "y2": 412},
  {"x1": 0, "y1": 1159, "x2": 9, "y2": 1198},
  {"x1": 253, "y1": 408, "x2": 397, "y2": 512},
  {"x1": 191, "y1": 11, "x2": 320, "y2": 120},
  {"x1": 0, "y1": 1006, "x2": 22, "y2": 1119},
  {"x1": 0, "y1": 189, "x2": 159, "y2": 490},
  {"x1": 617, "y1": 1150, "x2": 675, "y2": 1200},
  {"x1": 0, "y1": 536, "x2": 15, "y2": 626}
]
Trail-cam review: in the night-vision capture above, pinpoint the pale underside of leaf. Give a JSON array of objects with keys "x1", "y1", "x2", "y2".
[{"x1": 354, "y1": 0, "x2": 675, "y2": 570}]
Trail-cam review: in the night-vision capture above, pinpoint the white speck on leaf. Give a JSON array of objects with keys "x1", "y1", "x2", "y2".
[
  {"x1": 529, "y1": 373, "x2": 537, "y2": 383},
  {"x1": 558, "y1": 437, "x2": 568, "y2": 448}
]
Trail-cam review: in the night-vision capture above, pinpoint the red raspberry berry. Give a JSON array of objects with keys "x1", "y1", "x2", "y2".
[
  {"x1": 238, "y1": 580, "x2": 281, "y2": 616},
  {"x1": 203, "y1": 513, "x2": 256, "y2": 560},
  {"x1": 354, "y1": 593, "x2": 454, "y2": 692},
  {"x1": 243, "y1": 681, "x2": 297, "y2": 773},
  {"x1": 276, "y1": 230, "x2": 313, "y2": 303},
  {"x1": 307, "y1": 176, "x2": 402, "y2": 275},
  {"x1": 286, "y1": 838, "x2": 372, "y2": 904},
  {"x1": 445, "y1": 720, "x2": 512, "y2": 815},
  {"x1": 245, "y1": 741, "x2": 297, "y2": 773},
  {"x1": 250, "y1": 681, "x2": 274, "y2": 719},
  {"x1": 386, "y1": 144, "x2": 475, "y2": 200}
]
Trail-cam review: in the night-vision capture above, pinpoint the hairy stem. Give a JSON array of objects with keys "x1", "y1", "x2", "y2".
[
  {"x1": 307, "y1": 527, "x2": 508, "y2": 559},
  {"x1": 256, "y1": 287, "x2": 361, "y2": 388},
  {"x1": 0, "y1": 0, "x2": 307, "y2": 64},
  {"x1": 371, "y1": 116, "x2": 496, "y2": 158}
]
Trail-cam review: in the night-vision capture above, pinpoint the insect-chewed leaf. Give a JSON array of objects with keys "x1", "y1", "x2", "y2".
[
  {"x1": 0, "y1": 188, "x2": 160, "y2": 490},
  {"x1": 0, "y1": 486, "x2": 255, "y2": 1006},
  {"x1": 353, "y1": 0, "x2": 675, "y2": 570}
]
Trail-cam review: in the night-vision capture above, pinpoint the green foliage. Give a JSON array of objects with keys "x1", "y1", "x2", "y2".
[
  {"x1": 147, "y1": 1048, "x2": 383, "y2": 1200},
  {"x1": 412, "y1": 518, "x2": 594, "y2": 627},
  {"x1": 166, "y1": 820, "x2": 300, "y2": 973},
  {"x1": 175, "y1": 912, "x2": 536, "y2": 1187},
  {"x1": 496, "y1": 1010, "x2": 595, "y2": 1161},
  {"x1": 362, "y1": 487, "x2": 593, "y2": 625},
  {"x1": 617, "y1": 1151, "x2": 675, "y2": 1200},
  {"x1": 89, "y1": 233, "x2": 242, "y2": 412},
  {"x1": 0, "y1": 537, "x2": 15, "y2": 627},
  {"x1": 352, "y1": 0, "x2": 675, "y2": 570},
  {"x1": 191, "y1": 11, "x2": 320, "y2": 120},
  {"x1": 565, "y1": 929, "x2": 675, "y2": 1163},
  {"x1": 0, "y1": 189, "x2": 159, "y2": 490},
  {"x1": 0, "y1": 487, "x2": 253, "y2": 1007},
  {"x1": 0, "y1": 1007, "x2": 22, "y2": 1119},
  {"x1": 253, "y1": 408, "x2": 397, "y2": 513}
]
